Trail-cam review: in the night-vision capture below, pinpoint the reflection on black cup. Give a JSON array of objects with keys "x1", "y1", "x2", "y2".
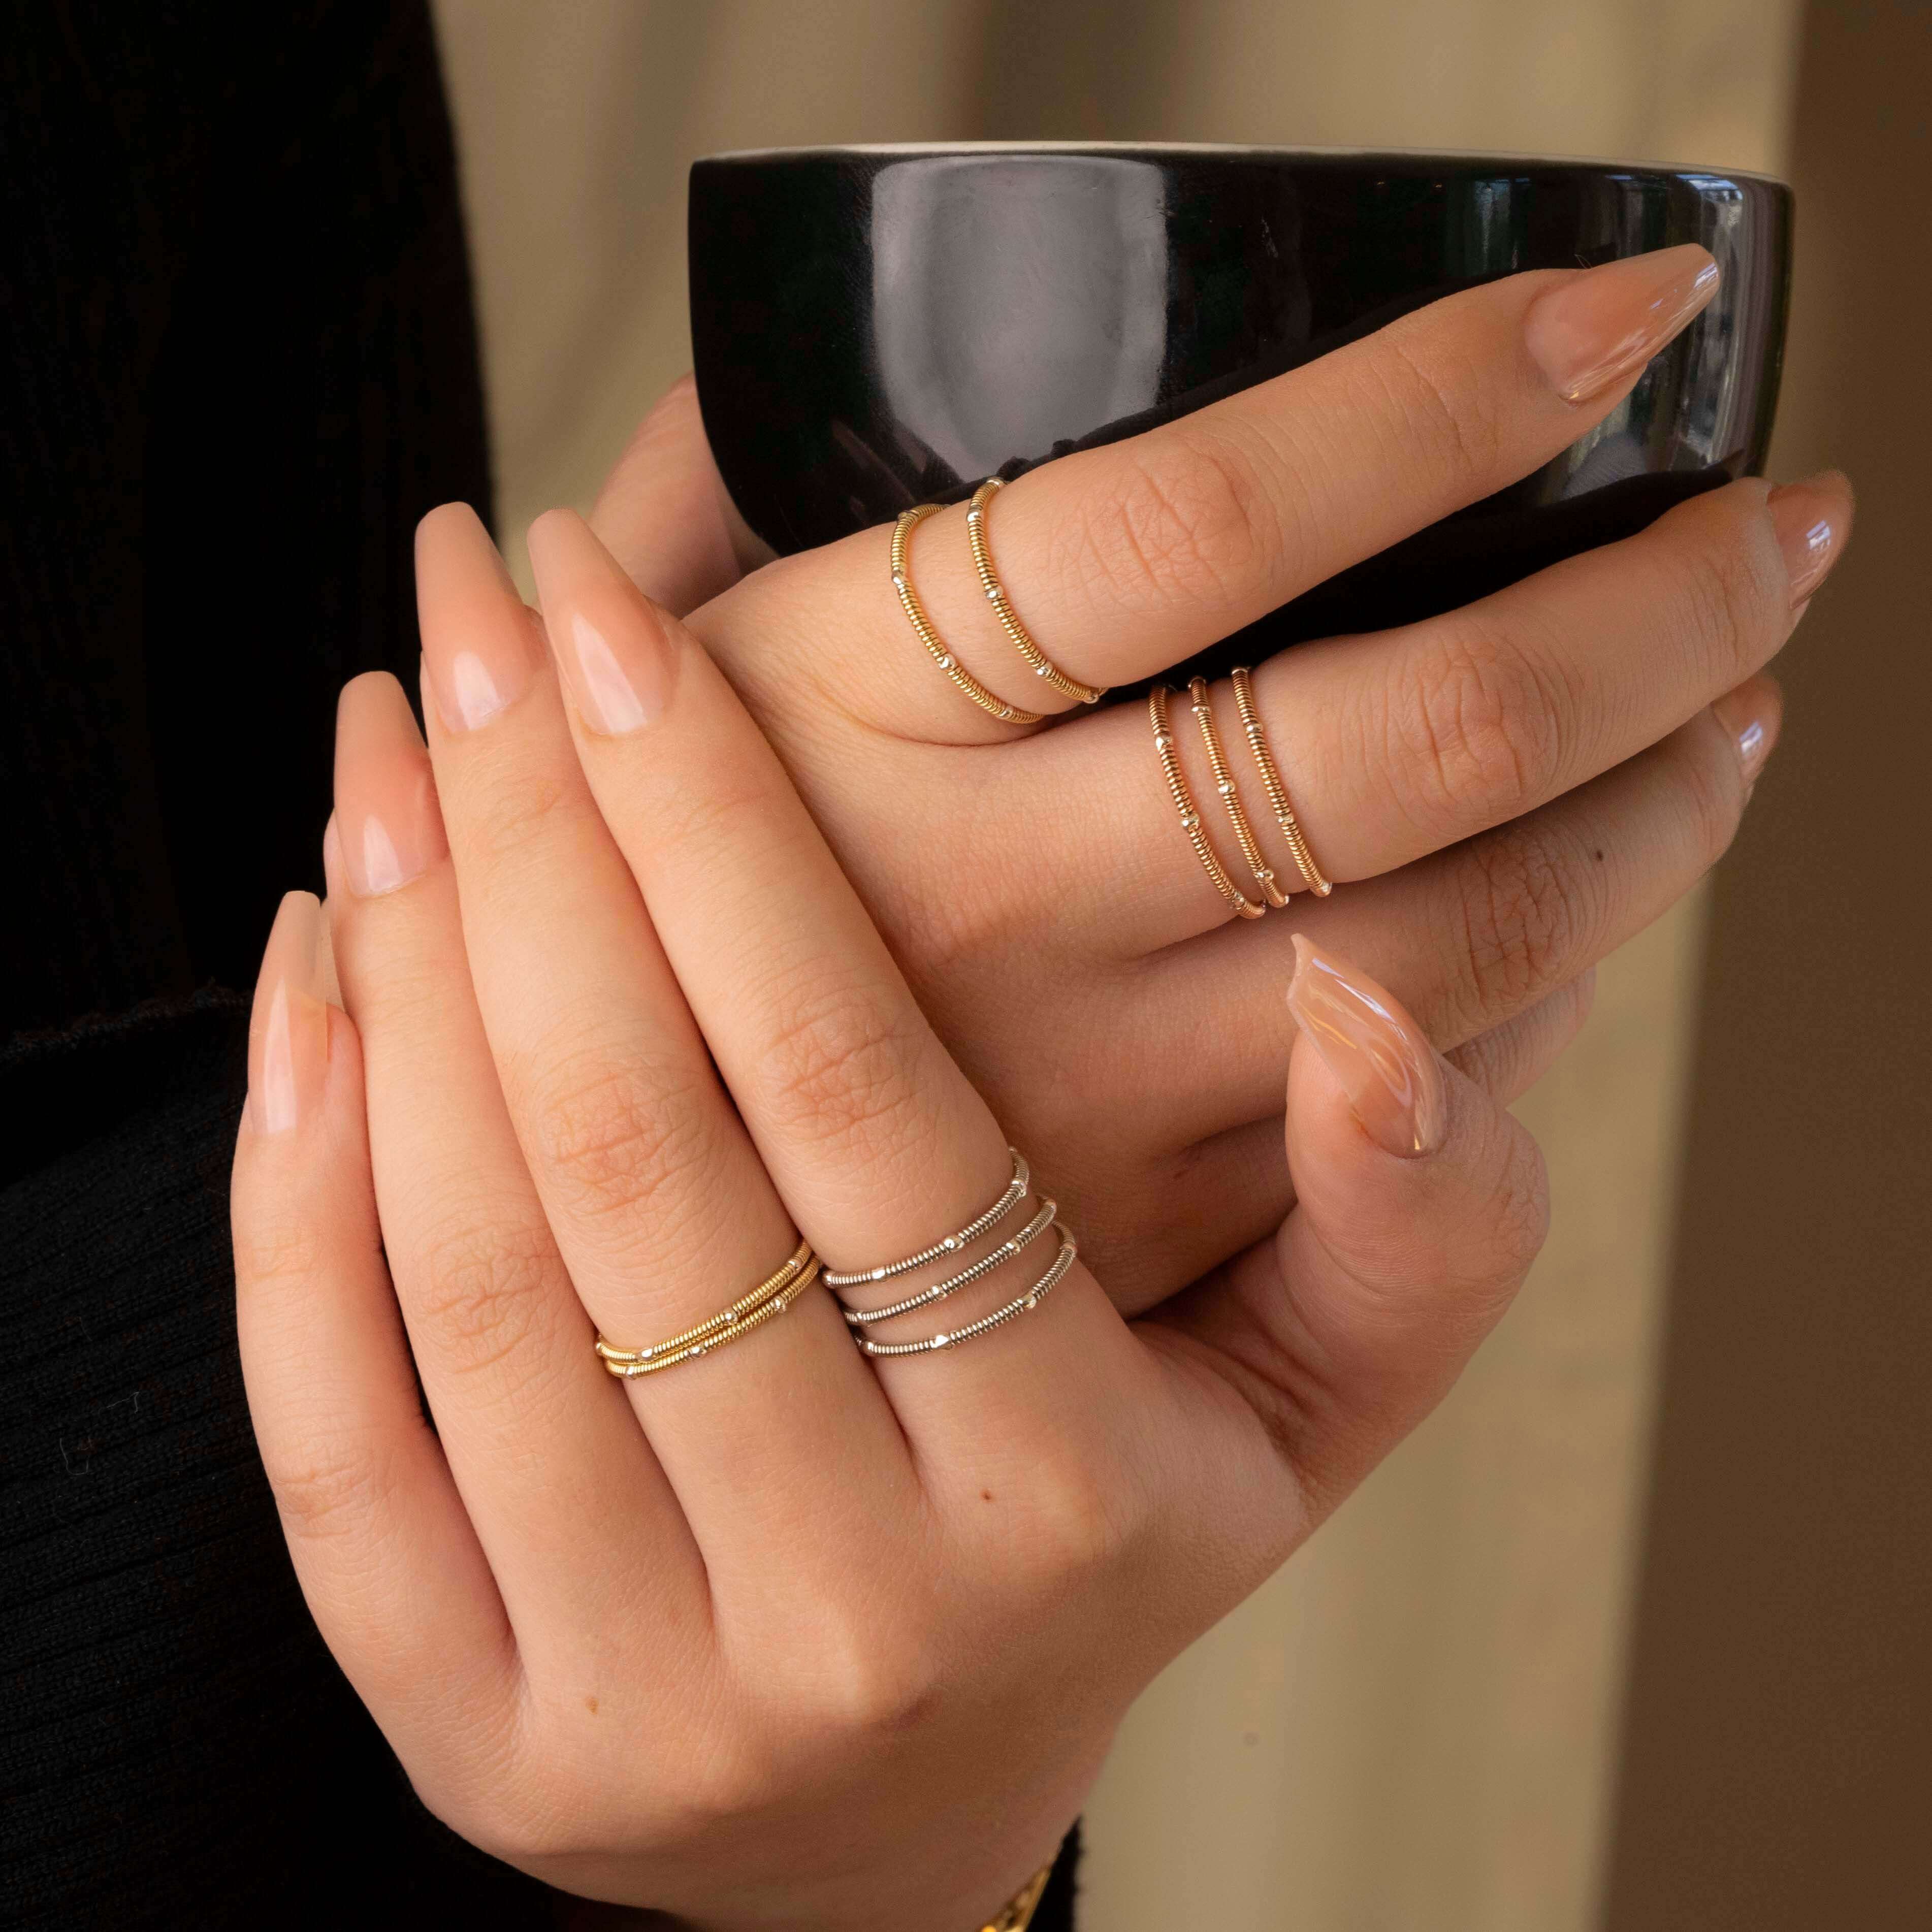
[{"x1": 690, "y1": 144, "x2": 1789, "y2": 670}]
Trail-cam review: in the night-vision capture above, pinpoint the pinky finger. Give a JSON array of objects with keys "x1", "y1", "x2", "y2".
[
  {"x1": 231, "y1": 891, "x2": 517, "y2": 1756},
  {"x1": 1443, "y1": 969, "x2": 1597, "y2": 1105}
]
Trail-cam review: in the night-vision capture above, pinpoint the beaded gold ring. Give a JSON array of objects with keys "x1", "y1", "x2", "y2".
[
  {"x1": 891, "y1": 506, "x2": 1044, "y2": 726},
  {"x1": 966, "y1": 477, "x2": 1106, "y2": 705}
]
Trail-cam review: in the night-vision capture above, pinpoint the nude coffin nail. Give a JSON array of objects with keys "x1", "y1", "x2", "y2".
[
  {"x1": 1523, "y1": 244, "x2": 1721, "y2": 405},
  {"x1": 1286, "y1": 935, "x2": 1446, "y2": 1158}
]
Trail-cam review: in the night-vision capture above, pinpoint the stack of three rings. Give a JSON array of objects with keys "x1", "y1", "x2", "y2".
[
  {"x1": 1150, "y1": 669, "x2": 1331, "y2": 919},
  {"x1": 823, "y1": 1148, "x2": 1077, "y2": 1358}
]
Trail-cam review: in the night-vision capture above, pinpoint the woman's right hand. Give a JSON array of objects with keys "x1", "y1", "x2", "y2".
[{"x1": 585, "y1": 246, "x2": 1850, "y2": 1308}]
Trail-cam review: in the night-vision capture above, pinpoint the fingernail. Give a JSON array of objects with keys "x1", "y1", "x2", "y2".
[
  {"x1": 1286, "y1": 935, "x2": 1446, "y2": 1158},
  {"x1": 333, "y1": 672, "x2": 448, "y2": 897},
  {"x1": 415, "y1": 503, "x2": 538, "y2": 732},
  {"x1": 321, "y1": 812, "x2": 345, "y2": 898},
  {"x1": 1524, "y1": 244, "x2": 1721, "y2": 405},
  {"x1": 249, "y1": 892, "x2": 330, "y2": 1135},
  {"x1": 527, "y1": 508, "x2": 677, "y2": 735},
  {"x1": 1768, "y1": 473, "x2": 1848, "y2": 605},
  {"x1": 1711, "y1": 674, "x2": 1782, "y2": 787}
]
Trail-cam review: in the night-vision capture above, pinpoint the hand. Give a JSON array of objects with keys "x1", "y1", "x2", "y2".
[
  {"x1": 235, "y1": 506, "x2": 1559, "y2": 1928},
  {"x1": 588, "y1": 247, "x2": 1851, "y2": 1308}
]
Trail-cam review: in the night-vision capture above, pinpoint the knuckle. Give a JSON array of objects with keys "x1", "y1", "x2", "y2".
[
  {"x1": 411, "y1": 1213, "x2": 560, "y2": 1383},
  {"x1": 1374, "y1": 329, "x2": 1504, "y2": 491},
  {"x1": 265, "y1": 1437, "x2": 389, "y2": 1548},
  {"x1": 1386, "y1": 620, "x2": 1565, "y2": 832},
  {"x1": 1455, "y1": 816, "x2": 1590, "y2": 1018},
  {"x1": 464, "y1": 760, "x2": 575, "y2": 867},
  {"x1": 1014, "y1": 1448, "x2": 1142, "y2": 1587},
  {"x1": 752, "y1": 983, "x2": 928, "y2": 1162},
  {"x1": 231, "y1": 1211, "x2": 331, "y2": 1296},
  {"x1": 1676, "y1": 720, "x2": 1747, "y2": 868},
  {"x1": 803, "y1": 1618, "x2": 947, "y2": 1741},
  {"x1": 529, "y1": 1047, "x2": 718, "y2": 1233},
  {"x1": 1066, "y1": 428, "x2": 1279, "y2": 615},
  {"x1": 1664, "y1": 499, "x2": 1786, "y2": 682}
]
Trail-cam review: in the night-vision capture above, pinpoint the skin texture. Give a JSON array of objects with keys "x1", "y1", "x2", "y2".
[
  {"x1": 233, "y1": 511, "x2": 1563, "y2": 1928},
  {"x1": 579, "y1": 248, "x2": 1849, "y2": 1306},
  {"x1": 229, "y1": 250, "x2": 1853, "y2": 1924}
]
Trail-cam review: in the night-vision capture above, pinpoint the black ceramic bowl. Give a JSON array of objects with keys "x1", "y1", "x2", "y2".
[{"x1": 690, "y1": 144, "x2": 1789, "y2": 658}]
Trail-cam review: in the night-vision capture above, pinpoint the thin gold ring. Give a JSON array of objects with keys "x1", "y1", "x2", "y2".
[
  {"x1": 1188, "y1": 677, "x2": 1289, "y2": 908},
  {"x1": 594, "y1": 1237, "x2": 820, "y2": 1377},
  {"x1": 1150, "y1": 686, "x2": 1265, "y2": 920},
  {"x1": 892, "y1": 506, "x2": 1044, "y2": 726},
  {"x1": 966, "y1": 478, "x2": 1106, "y2": 705},
  {"x1": 1230, "y1": 666, "x2": 1332, "y2": 896}
]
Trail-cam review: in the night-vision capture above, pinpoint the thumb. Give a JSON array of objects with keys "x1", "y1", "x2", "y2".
[
  {"x1": 1155, "y1": 935, "x2": 1552, "y2": 1532},
  {"x1": 588, "y1": 373, "x2": 769, "y2": 616}
]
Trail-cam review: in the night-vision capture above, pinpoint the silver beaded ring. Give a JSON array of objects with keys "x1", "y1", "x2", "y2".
[{"x1": 820, "y1": 1149, "x2": 1030, "y2": 1290}]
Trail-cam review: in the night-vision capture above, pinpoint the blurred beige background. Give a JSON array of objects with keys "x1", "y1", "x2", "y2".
[{"x1": 427, "y1": 5, "x2": 1804, "y2": 1926}]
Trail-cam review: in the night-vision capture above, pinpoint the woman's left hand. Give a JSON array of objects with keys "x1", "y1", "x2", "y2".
[{"x1": 232, "y1": 505, "x2": 1555, "y2": 1928}]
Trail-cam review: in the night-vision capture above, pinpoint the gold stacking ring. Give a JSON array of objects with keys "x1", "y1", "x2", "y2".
[
  {"x1": 594, "y1": 1236, "x2": 820, "y2": 1377},
  {"x1": 1188, "y1": 677, "x2": 1289, "y2": 908},
  {"x1": 966, "y1": 478, "x2": 1107, "y2": 705},
  {"x1": 892, "y1": 506, "x2": 1044, "y2": 726},
  {"x1": 978, "y1": 1860, "x2": 1057, "y2": 1932},
  {"x1": 1150, "y1": 686, "x2": 1265, "y2": 920},
  {"x1": 1231, "y1": 666, "x2": 1331, "y2": 896}
]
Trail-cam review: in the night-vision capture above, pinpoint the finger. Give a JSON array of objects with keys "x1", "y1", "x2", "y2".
[
  {"x1": 1136, "y1": 680, "x2": 1775, "y2": 1142},
  {"x1": 231, "y1": 892, "x2": 517, "y2": 1753},
  {"x1": 1443, "y1": 967, "x2": 1596, "y2": 1102},
  {"x1": 413, "y1": 506, "x2": 913, "y2": 1589},
  {"x1": 718, "y1": 246, "x2": 1726, "y2": 741},
  {"x1": 1056, "y1": 972, "x2": 1596, "y2": 1318},
  {"x1": 329, "y1": 673, "x2": 705, "y2": 1648},
  {"x1": 589, "y1": 373, "x2": 766, "y2": 615},
  {"x1": 527, "y1": 508, "x2": 1146, "y2": 1462},
  {"x1": 1042, "y1": 472, "x2": 1842, "y2": 954},
  {"x1": 1142, "y1": 937, "x2": 1550, "y2": 1554}
]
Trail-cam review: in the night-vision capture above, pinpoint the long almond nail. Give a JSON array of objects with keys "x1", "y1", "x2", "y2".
[
  {"x1": 527, "y1": 508, "x2": 677, "y2": 735},
  {"x1": 1524, "y1": 244, "x2": 1721, "y2": 405},
  {"x1": 249, "y1": 892, "x2": 330, "y2": 1135},
  {"x1": 1286, "y1": 935, "x2": 1446, "y2": 1157},
  {"x1": 415, "y1": 503, "x2": 538, "y2": 732},
  {"x1": 333, "y1": 673, "x2": 448, "y2": 896},
  {"x1": 1768, "y1": 474, "x2": 1849, "y2": 605},
  {"x1": 1711, "y1": 674, "x2": 1782, "y2": 787}
]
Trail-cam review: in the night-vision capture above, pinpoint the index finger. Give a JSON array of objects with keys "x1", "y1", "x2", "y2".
[{"x1": 713, "y1": 246, "x2": 1720, "y2": 740}]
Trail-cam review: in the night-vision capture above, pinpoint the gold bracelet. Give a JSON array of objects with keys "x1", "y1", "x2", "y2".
[
  {"x1": 892, "y1": 506, "x2": 1044, "y2": 726},
  {"x1": 1230, "y1": 665, "x2": 1332, "y2": 896},
  {"x1": 1150, "y1": 686, "x2": 1264, "y2": 920},
  {"x1": 1188, "y1": 677, "x2": 1289, "y2": 907},
  {"x1": 978, "y1": 1859, "x2": 1055, "y2": 1931},
  {"x1": 594, "y1": 1238, "x2": 819, "y2": 1376},
  {"x1": 966, "y1": 478, "x2": 1106, "y2": 705}
]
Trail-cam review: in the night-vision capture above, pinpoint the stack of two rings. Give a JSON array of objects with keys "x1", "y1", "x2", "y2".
[
  {"x1": 824, "y1": 1149, "x2": 1076, "y2": 1359},
  {"x1": 594, "y1": 1238, "x2": 821, "y2": 1377},
  {"x1": 1151, "y1": 669, "x2": 1331, "y2": 920}
]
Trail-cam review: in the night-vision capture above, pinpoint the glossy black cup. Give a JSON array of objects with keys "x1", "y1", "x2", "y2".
[{"x1": 690, "y1": 144, "x2": 1789, "y2": 667}]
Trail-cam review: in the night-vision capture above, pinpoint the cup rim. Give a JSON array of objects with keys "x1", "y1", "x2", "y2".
[{"x1": 696, "y1": 139, "x2": 1786, "y2": 187}]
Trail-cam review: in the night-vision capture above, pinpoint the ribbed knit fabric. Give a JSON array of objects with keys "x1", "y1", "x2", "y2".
[
  {"x1": 0, "y1": 3, "x2": 543, "y2": 1922},
  {"x1": 0, "y1": 8, "x2": 1082, "y2": 1924}
]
